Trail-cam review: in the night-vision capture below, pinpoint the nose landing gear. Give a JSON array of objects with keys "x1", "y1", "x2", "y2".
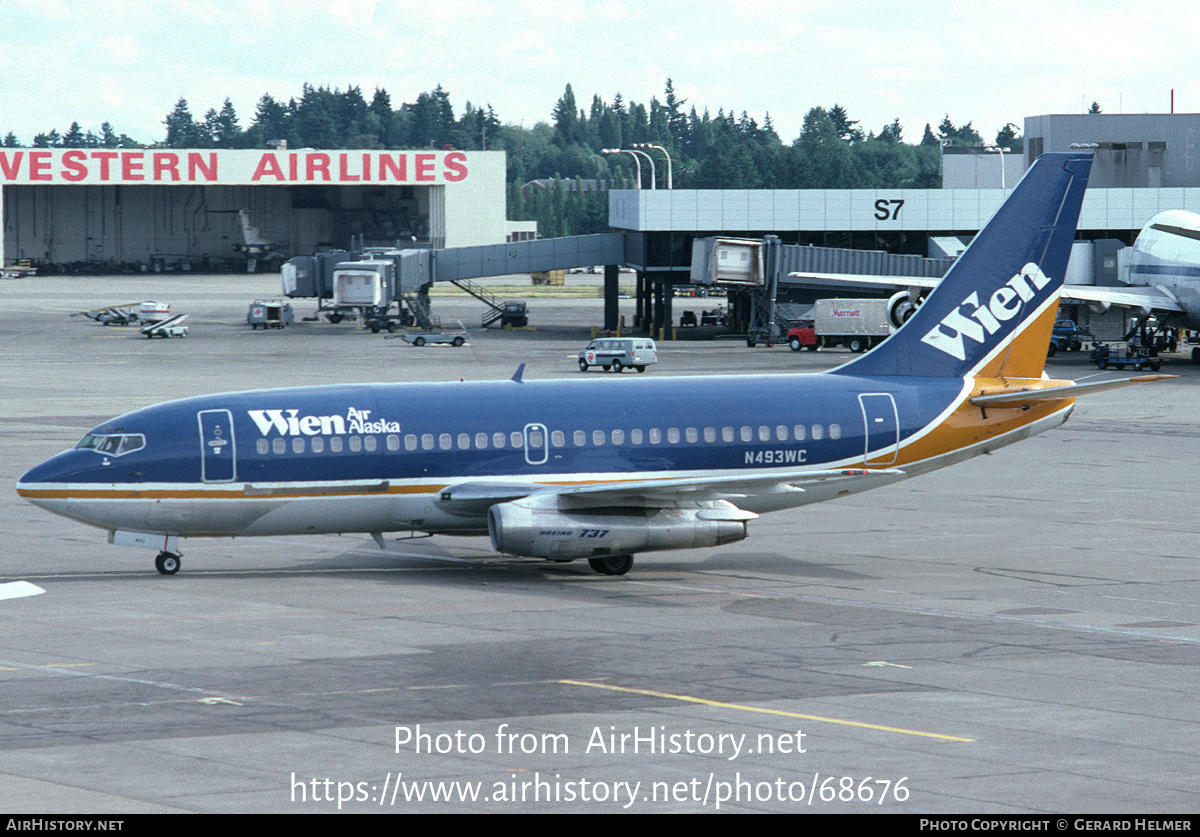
[{"x1": 155, "y1": 551, "x2": 181, "y2": 575}]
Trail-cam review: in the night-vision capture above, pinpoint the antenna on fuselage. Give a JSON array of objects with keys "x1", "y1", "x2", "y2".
[{"x1": 511, "y1": 363, "x2": 526, "y2": 383}]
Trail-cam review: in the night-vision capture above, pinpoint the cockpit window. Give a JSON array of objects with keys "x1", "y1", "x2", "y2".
[{"x1": 76, "y1": 433, "x2": 145, "y2": 457}]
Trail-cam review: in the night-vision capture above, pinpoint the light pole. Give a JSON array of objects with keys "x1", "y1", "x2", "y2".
[
  {"x1": 627, "y1": 148, "x2": 656, "y2": 189},
  {"x1": 984, "y1": 145, "x2": 1010, "y2": 189},
  {"x1": 633, "y1": 143, "x2": 673, "y2": 189},
  {"x1": 602, "y1": 148, "x2": 656, "y2": 189}
]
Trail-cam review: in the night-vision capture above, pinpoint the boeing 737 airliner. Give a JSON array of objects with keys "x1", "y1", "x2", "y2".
[{"x1": 16, "y1": 152, "x2": 1163, "y2": 576}]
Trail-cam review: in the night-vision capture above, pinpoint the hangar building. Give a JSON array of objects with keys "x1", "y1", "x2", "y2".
[{"x1": 0, "y1": 148, "x2": 506, "y2": 271}]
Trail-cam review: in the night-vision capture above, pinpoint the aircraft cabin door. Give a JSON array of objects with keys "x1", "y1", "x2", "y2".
[
  {"x1": 198, "y1": 409, "x2": 237, "y2": 482},
  {"x1": 858, "y1": 393, "x2": 899, "y2": 466},
  {"x1": 524, "y1": 423, "x2": 548, "y2": 465}
]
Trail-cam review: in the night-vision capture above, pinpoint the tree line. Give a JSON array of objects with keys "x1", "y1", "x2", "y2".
[{"x1": 4, "y1": 81, "x2": 1025, "y2": 237}]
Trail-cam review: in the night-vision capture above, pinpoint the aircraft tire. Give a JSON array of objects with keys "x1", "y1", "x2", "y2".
[
  {"x1": 155, "y1": 552, "x2": 180, "y2": 575},
  {"x1": 588, "y1": 555, "x2": 633, "y2": 576}
]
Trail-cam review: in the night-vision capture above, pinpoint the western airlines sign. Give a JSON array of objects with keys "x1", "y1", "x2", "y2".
[{"x1": 0, "y1": 149, "x2": 472, "y2": 185}]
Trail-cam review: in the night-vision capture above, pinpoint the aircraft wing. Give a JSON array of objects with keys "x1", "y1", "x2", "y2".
[
  {"x1": 438, "y1": 468, "x2": 907, "y2": 515},
  {"x1": 1058, "y1": 284, "x2": 1184, "y2": 315},
  {"x1": 789, "y1": 271, "x2": 1187, "y2": 321}
]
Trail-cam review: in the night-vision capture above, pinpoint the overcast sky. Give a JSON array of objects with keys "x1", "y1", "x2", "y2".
[{"x1": 2, "y1": 0, "x2": 1196, "y2": 147}]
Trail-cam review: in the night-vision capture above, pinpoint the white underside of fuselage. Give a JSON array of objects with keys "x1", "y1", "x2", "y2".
[{"x1": 19, "y1": 402, "x2": 1073, "y2": 543}]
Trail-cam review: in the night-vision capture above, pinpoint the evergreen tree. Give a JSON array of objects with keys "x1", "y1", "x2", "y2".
[
  {"x1": 552, "y1": 84, "x2": 578, "y2": 145},
  {"x1": 164, "y1": 98, "x2": 201, "y2": 147},
  {"x1": 828, "y1": 104, "x2": 862, "y2": 142},
  {"x1": 995, "y1": 123, "x2": 1020, "y2": 152}
]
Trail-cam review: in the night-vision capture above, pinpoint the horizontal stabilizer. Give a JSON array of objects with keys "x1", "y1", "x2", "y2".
[{"x1": 970, "y1": 375, "x2": 1176, "y2": 407}]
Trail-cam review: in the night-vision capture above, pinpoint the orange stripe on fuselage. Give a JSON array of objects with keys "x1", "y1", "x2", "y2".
[{"x1": 882, "y1": 378, "x2": 1074, "y2": 469}]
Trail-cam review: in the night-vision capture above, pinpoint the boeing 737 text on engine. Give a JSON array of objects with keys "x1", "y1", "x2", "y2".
[{"x1": 17, "y1": 153, "x2": 1167, "y2": 576}]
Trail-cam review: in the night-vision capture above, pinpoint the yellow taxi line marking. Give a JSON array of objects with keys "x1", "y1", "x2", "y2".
[{"x1": 559, "y1": 679, "x2": 974, "y2": 743}]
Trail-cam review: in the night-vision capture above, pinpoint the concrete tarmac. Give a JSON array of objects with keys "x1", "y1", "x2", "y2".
[{"x1": 1, "y1": 274, "x2": 1198, "y2": 813}]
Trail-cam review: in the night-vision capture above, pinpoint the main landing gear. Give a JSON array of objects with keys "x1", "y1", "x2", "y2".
[
  {"x1": 155, "y1": 551, "x2": 181, "y2": 575},
  {"x1": 588, "y1": 555, "x2": 634, "y2": 576}
]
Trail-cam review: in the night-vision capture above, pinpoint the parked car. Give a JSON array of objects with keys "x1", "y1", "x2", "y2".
[{"x1": 578, "y1": 338, "x2": 658, "y2": 372}]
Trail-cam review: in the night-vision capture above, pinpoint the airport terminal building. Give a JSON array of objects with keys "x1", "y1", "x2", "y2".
[{"x1": 4, "y1": 113, "x2": 1200, "y2": 337}]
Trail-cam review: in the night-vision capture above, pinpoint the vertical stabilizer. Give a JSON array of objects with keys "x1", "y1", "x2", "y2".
[{"x1": 832, "y1": 152, "x2": 1092, "y2": 379}]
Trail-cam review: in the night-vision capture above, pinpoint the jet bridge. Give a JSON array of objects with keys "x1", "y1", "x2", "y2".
[
  {"x1": 689, "y1": 236, "x2": 955, "y2": 343},
  {"x1": 283, "y1": 233, "x2": 631, "y2": 330}
]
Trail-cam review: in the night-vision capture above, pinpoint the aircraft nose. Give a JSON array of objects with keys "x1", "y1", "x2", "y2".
[{"x1": 15, "y1": 450, "x2": 99, "y2": 503}]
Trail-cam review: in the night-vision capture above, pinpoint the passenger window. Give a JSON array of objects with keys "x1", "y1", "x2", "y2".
[
  {"x1": 405, "y1": 434, "x2": 418, "y2": 451},
  {"x1": 257, "y1": 439, "x2": 269, "y2": 455},
  {"x1": 551, "y1": 430, "x2": 565, "y2": 447},
  {"x1": 458, "y1": 433, "x2": 471, "y2": 450},
  {"x1": 313, "y1": 437, "x2": 326, "y2": 453},
  {"x1": 422, "y1": 434, "x2": 435, "y2": 450},
  {"x1": 741, "y1": 426, "x2": 753, "y2": 442},
  {"x1": 685, "y1": 427, "x2": 698, "y2": 443},
  {"x1": 330, "y1": 437, "x2": 344, "y2": 453},
  {"x1": 592, "y1": 429, "x2": 605, "y2": 446},
  {"x1": 630, "y1": 428, "x2": 643, "y2": 445},
  {"x1": 573, "y1": 430, "x2": 586, "y2": 446},
  {"x1": 385, "y1": 436, "x2": 397, "y2": 452},
  {"x1": 667, "y1": 428, "x2": 680, "y2": 444},
  {"x1": 493, "y1": 432, "x2": 506, "y2": 448},
  {"x1": 439, "y1": 434, "x2": 452, "y2": 450},
  {"x1": 811, "y1": 425, "x2": 824, "y2": 440},
  {"x1": 364, "y1": 436, "x2": 377, "y2": 452},
  {"x1": 476, "y1": 433, "x2": 488, "y2": 449},
  {"x1": 704, "y1": 427, "x2": 716, "y2": 443},
  {"x1": 510, "y1": 431, "x2": 522, "y2": 448},
  {"x1": 611, "y1": 429, "x2": 624, "y2": 445},
  {"x1": 829, "y1": 424, "x2": 841, "y2": 440},
  {"x1": 292, "y1": 438, "x2": 305, "y2": 454},
  {"x1": 272, "y1": 438, "x2": 286, "y2": 454},
  {"x1": 649, "y1": 428, "x2": 661, "y2": 444},
  {"x1": 758, "y1": 426, "x2": 771, "y2": 442},
  {"x1": 722, "y1": 427, "x2": 734, "y2": 443},
  {"x1": 349, "y1": 436, "x2": 363, "y2": 452},
  {"x1": 794, "y1": 425, "x2": 806, "y2": 441},
  {"x1": 776, "y1": 425, "x2": 788, "y2": 441}
]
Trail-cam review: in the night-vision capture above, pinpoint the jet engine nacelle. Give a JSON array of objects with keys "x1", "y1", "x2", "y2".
[
  {"x1": 887, "y1": 290, "x2": 921, "y2": 329},
  {"x1": 487, "y1": 495, "x2": 750, "y2": 559}
]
